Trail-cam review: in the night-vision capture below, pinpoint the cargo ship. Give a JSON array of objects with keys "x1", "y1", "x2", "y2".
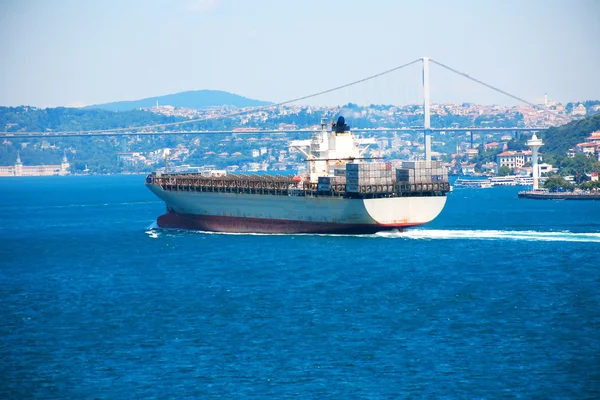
[{"x1": 145, "y1": 118, "x2": 450, "y2": 234}]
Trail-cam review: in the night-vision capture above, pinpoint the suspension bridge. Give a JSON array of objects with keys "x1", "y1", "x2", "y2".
[{"x1": 1, "y1": 57, "x2": 567, "y2": 160}]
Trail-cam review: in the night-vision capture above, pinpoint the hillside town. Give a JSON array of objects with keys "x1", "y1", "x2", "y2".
[
  {"x1": 142, "y1": 97, "x2": 598, "y2": 130},
  {"x1": 1, "y1": 100, "x2": 599, "y2": 183}
]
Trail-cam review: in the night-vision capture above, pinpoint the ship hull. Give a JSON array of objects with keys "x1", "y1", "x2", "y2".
[
  {"x1": 157, "y1": 211, "x2": 426, "y2": 234},
  {"x1": 147, "y1": 183, "x2": 447, "y2": 234}
]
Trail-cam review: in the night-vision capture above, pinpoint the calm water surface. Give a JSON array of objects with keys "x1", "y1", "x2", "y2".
[{"x1": 1, "y1": 175, "x2": 599, "y2": 398}]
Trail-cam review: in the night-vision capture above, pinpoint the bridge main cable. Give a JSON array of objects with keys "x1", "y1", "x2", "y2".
[
  {"x1": 1, "y1": 59, "x2": 421, "y2": 136},
  {"x1": 429, "y1": 58, "x2": 570, "y2": 123}
]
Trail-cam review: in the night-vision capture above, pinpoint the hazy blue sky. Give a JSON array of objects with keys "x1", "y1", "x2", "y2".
[{"x1": 1, "y1": 0, "x2": 598, "y2": 108}]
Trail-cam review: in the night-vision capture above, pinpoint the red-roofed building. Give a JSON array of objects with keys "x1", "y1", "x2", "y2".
[
  {"x1": 585, "y1": 131, "x2": 600, "y2": 144},
  {"x1": 576, "y1": 142, "x2": 597, "y2": 156},
  {"x1": 460, "y1": 162, "x2": 476, "y2": 175},
  {"x1": 484, "y1": 141, "x2": 499, "y2": 151},
  {"x1": 495, "y1": 150, "x2": 540, "y2": 174}
]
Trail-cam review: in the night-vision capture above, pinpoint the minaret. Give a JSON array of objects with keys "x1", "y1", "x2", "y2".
[
  {"x1": 60, "y1": 150, "x2": 70, "y2": 175},
  {"x1": 15, "y1": 151, "x2": 23, "y2": 176},
  {"x1": 527, "y1": 133, "x2": 543, "y2": 190},
  {"x1": 544, "y1": 93, "x2": 548, "y2": 107}
]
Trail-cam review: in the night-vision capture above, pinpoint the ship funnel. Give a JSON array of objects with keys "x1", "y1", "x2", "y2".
[{"x1": 334, "y1": 116, "x2": 350, "y2": 133}]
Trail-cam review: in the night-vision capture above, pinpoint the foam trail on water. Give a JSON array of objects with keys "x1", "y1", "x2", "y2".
[
  {"x1": 145, "y1": 221, "x2": 160, "y2": 238},
  {"x1": 149, "y1": 226, "x2": 600, "y2": 243},
  {"x1": 376, "y1": 229, "x2": 600, "y2": 243}
]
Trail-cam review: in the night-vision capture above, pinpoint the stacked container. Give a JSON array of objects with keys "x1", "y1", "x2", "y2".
[
  {"x1": 345, "y1": 162, "x2": 394, "y2": 192},
  {"x1": 346, "y1": 163, "x2": 359, "y2": 192},
  {"x1": 395, "y1": 168, "x2": 411, "y2": 182},
  {"x1": 397, "y1": 161, "x2": 448, "y2": 183},
  {"x1": 331, "y1": 176, "x2": 346, "y2": 185},
  {"x1": 317, "y1": 176, "x2": 331, "y2": 191}
]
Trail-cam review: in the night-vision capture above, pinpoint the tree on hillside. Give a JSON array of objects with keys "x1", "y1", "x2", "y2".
[
  {"x1": 580, "y1": 180, "x2": 600, "y2": 191},
  {"x1": 542, "y1": 114, "x2": 600, "y2": 156},
  {"x1": 498, "y1": 166, "x2": 512, "y2": 176},
  {"x1": 544, "y1": 175, "x2": 574, "y2": 192},
  {"x1": 551, "y1": 154, "x2": 600, "y2": 178},
  {"x1": 507, "y1": 138, "x2": 528, "y2": 151},
  {"x1": 470, "y1": 148, "x2": 498, "y2": 165}
]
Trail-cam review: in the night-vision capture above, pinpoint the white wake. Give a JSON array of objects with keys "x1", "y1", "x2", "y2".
[
  {"x1": 375, "y1": 229, "x2": 600, "y2": 243},
  {"x1": 145, "y1": 223, "x2": 600, "y2": 242}
]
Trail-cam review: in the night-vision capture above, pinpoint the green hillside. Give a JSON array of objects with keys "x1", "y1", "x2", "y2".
[
  {"x1": 540, "y1": 114, "x2": 600, "y2": 156},
  {"x1": 0, "y1": 106, "x2": 181, "y2": 133}
]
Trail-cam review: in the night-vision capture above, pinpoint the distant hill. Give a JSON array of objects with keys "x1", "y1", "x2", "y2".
[{"x1": 85, "y1": 90, "x2": 271, "y2": 111}]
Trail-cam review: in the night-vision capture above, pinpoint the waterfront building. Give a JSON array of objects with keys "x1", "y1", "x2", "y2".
[
  {"x1": 481, "y1": 162, "x2": 497, "y2": 174},
  {"x1": 495, "y1": 150, "x2": 539, "y2": 173},
  {"x1": 117, "y1": 152, "x2": 147, "y2": 166},
  {"x1": 0, "y1": 152, "x2": 70, "y2": 177},
  {"x1": 537, "y1": 163, "x2": 556, "y2": 176},
  {"x1": 460, "y1": 162, "x2": 476, "y2": 175}
]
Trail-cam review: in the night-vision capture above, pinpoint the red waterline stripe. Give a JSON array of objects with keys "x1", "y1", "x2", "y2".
[{"x1": 156, "y1": 212, "x2": 424, "y2": 234}]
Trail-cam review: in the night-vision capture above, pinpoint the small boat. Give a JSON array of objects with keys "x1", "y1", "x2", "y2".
[
  {"x1": 490, "y1": 176, "x2": 517, "y2": 186},
  {"x1": 515, "y1": 176, "x2": 534, "y2": 186}
]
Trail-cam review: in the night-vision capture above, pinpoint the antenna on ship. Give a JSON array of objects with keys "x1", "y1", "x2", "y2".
[{"x1": 320, "y1": 117, "x2": 328, "y2": 129}]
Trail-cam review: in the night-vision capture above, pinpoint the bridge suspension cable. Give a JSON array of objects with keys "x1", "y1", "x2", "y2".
[
  {"x1": 429, "y1": 58, "x2": 570, "y2": 123},
  {"x1": 1, "y1": 59, "x2": 421, "y2": 136},
  {"x1": 2, "y1": 57, "x2": 569, "y2": 136}
]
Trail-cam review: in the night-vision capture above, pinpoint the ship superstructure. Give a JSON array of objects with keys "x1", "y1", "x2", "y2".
[{"x1": 145, "y1": 118, "x2": 450, "y2": 234}]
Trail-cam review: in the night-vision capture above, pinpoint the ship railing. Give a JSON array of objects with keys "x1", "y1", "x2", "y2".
[
  {"x1": 151, "y1": 173, "x2": 303, "y2": 196},
  {"x1": 149, "y1": 173, "x2": 450, "y2": 198}
]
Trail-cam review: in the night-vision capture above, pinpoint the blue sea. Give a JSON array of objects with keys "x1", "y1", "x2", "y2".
[{"x1": 1, "y1": 175, "x2": 599, "y2": 399}]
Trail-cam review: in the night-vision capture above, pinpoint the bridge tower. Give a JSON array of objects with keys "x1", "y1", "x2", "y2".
[{"x1": 422, "y1": 57, "x2": 431, "y2": 163}]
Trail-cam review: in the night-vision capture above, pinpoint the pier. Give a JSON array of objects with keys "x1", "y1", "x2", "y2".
[{"x1": 518, "y1": 191, "x2": 600, "y2": 200}]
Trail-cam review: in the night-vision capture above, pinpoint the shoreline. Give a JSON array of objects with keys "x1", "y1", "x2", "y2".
[{"x1": 518, "y1": 191, "x2": 600, "y2": 200}]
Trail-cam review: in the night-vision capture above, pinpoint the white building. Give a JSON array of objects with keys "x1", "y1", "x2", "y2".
[
  {"x1": 575, "y1": 142, "x2": 597, "y2": 156},
  {"x1": 461, "y1": 163, "x2": 476, "y2": 175},
  {"x1": 537, "y1": 163, "x2": 556, "y2": 176},
  {"x1": 495, "y1": 150, "x2": 539, "y2": 173},
  {"x1": 585, "y1": 131, "x2": 600, "y2": 144},
  {"x1": 571, "y1": 103, "x2": 587, "y2": 116},
  {"x1": 0, "y1": 152, "x2": 70, "y2": 177}
]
